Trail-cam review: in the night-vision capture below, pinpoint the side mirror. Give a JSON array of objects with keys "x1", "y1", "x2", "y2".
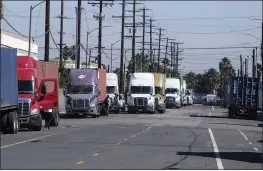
[{"x1": 34, "y1": 92, "x2": 38, "y2": 97}]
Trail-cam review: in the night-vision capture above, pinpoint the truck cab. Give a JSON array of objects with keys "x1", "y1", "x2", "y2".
[
  {"x1": 64, "y1": 69, "x2": 106, "y2": 118},
  {"x1": 185, "y1": 89, "x2": 193, "y2": 105},
  {"x1": 106, "y1": 73, "x2": 121, "y2": 114},
  {"x1": 17, "y1": 56, "x2": 59, "y2": 131},
  {"x1": 165, "y1": 78, "x2": 181, "y2": 109},
  {"x1": 153, "y1": 73, "x2": 166, "y2": 113},
  {"x1": 127, "y1": 73, "x2": 155, "y2": 114}
]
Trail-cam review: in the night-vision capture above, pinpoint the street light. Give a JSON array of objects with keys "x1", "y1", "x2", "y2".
[
  {"x1": 85, "y1": 25, "x2": 112, "y2": 68},
  {"x1": 28, "y1": 0, "x2": 45, "y2": 56},
  {"x1": 110, "y1": 39, "x2": 121, "y2": 72}
]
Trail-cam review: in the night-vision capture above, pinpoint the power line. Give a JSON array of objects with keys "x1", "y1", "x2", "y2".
[{"x1": 167, "y1": 26, "x2": 261, "y2": 35}]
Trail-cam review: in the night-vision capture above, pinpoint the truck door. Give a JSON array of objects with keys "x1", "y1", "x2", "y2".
[{"x1": 37, "y1": 78, "x2": 59, "y2": 111}]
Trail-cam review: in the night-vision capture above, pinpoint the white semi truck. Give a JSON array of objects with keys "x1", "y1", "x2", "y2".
[
  {"x1": 106, "y1": 73, "x2": 122, "y2": 114},
  {"x1": 127, "y1": 73, "x2": 155, "y2": 114},
  {"x1": 165, "y1": 78, "x2": 181, "y2": 108}
]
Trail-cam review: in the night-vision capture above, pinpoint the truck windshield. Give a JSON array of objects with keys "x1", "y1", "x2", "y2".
[
  {"x1": 165, "y1": 88, "x2": 179, "y2": 94},
  {"x1": 155, "y1": 86, "x2": 162, "y2": 94},
  {"x1": 107, "y1": 86, "x2": 116, "y2": 94},
  {"x1": 18, "y1": 80, "x2": 34, "y2": 94},
  {"x1": 70, "y1": 85, "x2": 94, "y2": 94},
  {"x1": 131, "y1": 86, "x2": 153, "y2": 94}
]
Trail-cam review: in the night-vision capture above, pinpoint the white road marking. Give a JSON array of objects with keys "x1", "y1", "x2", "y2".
[
  {"x1": 208, "y1": 128, "x2": 224, "y2": 170},
  {"x1": 212, "y1": 106, "x2": 214, "y2": 110},
  {"x1": 249, "y1": 142, "x2": 252, "y2": 145},
  {"x1": 238, "y1": 130, "x2": 248, "y2": 141},
  {"x1": 253, "y1": 147, "x2": 259, "y2": 152},
  {"x1": 1, "y1": 133, "x2": 58, "y2": 149}
]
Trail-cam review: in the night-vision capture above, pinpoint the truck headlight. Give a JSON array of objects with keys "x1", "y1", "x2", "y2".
[
  {"x1": 90, "y1": 103, "x2": 95, "y2": 108},
  {"x1": 31, "y1": 108, "x2": 39, "y2": 115}
]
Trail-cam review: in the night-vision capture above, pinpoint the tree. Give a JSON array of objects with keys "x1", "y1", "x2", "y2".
[
  {"x1": 62, "y1": 45, "x2": 76, "y2": 61},
  {"x1": 203, "y1": 68, "x2": 220, "y2": 94},
  {"x1": 218, "y1": 57, "x2": 235, "y2": 99},
  {"x1": 183, "y1": 72, "x2": 196, "y2": 90}
]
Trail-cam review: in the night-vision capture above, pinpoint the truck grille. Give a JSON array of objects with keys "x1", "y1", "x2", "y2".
[
  {"x1": 72, "y1": 99, "x2": 90, "y2": 108},
  {"x1": 134, "y1": 97, "x2": 148, "y2": 106},
  {"x1": 17, "y1": 102, "x2": 30, "y2": 117},
  {"x1": 155, "y1": 97, "x2": 159, "y2": 106},
  {"x1": 166, "y1": 96, "x2": 174, "y2": 102}
]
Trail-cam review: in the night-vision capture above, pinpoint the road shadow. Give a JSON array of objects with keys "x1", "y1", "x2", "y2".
[
  {"x1": 173, "y1": 151, "x2": 261, "y2": 165},
  {"x1": 209, "y1": 122, "x2": 259, "y2": 127},
  {"x1": 258, "y1": 124, "x2": 263, "y2": 127},
  {"x1": 258, "y1": 140, "x2": 263, "y2": 143},
  {"x1": 189, "y1": 115, "x2": 229, "y2": 119},
  {"x1": 189, "y1": 115, "x2": 259, "y2": 121}
]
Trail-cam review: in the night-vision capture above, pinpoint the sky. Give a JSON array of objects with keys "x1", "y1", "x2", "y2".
[{"x1": 1, "y1": 0, "x2": 262, "y2": 75}]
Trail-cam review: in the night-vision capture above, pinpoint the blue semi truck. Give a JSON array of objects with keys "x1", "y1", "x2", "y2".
[{"x1": 0, "y1": 47, "x2": 20, "y2": 134}]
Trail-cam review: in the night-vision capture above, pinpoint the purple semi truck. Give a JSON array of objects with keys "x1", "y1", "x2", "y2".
[{"x1": 63, "y1": 68, "x2": 107, "y2": 118}]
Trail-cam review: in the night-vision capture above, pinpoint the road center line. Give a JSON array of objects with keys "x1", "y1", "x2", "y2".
[
  {"x1": 208, "y1": 128, "x2": 224, "y2": 170},
  {"x1": 76, "y1": 161, "x2": 85, "y2": 164},
  {"x1": 238, "y1": 130, "x2": 248, "y2": 141},
  {"x1": 253, "y1": 147, "x2": 259, "y2": 152},
  {"x1": 1, "y1": 133, "x2": 58, "y2": 149}
]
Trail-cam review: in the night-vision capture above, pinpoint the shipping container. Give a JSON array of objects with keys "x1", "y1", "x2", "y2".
[
  {"x1": 1, "y1": 48, "x2": 18, "y2": 108},
  {"x1": 97, "y1": 68, "x2": 107, "y2": 104},
  {"x1": 0, "y1": 47, "x2": 19, "y2": 134}
]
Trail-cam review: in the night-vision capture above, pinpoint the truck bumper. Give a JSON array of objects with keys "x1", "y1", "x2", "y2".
[
  {"x1": 67, "y1": 107, "x2": 98, "y2": 116},
  {"x1": 157, "y1": 104, "x2": 165, "y2": 111},
  {"x1": 19, "y1": 114, "x2": 42, "y2": 129},
  {"x1": 128, "y1": 105, "x2": 154, "y2": 113},
  {"x1": 166, "y1": 102, "x2": 181, "y2": 108},
  {"x1": 110, "y1": 104, "x2": 119, "y2": 111}
]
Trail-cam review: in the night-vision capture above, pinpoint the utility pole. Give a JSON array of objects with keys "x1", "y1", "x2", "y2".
[
  {"x1": 132, "y1": 0, "x2": 136, "y2": 73},
  {"x1": 141, "y1": 7, "x2": 146, "y2": 60},
  {"x1": 44, "y1": 0, "x2": 50, "y2": 61},
  {"x1": 261, "y1": 0, "x2": 263, "y2": 118},
  {"x1": 240, "y1": 55, "x2": 243, "y2": 76},
  {"x1": 176, "y1": 43, "x2": 179, "y2": 72},
  {"x1": 149, "y1": 19, "x2": 153, "y2": 70},
  {"x1": 157, "y1": 28, "x2": 164, "y2": 72},
  {"x1": 163, "y1": 37, "x2": 169, "y2": 73},
  {"x1": 170, "y1": 41, "x2": 173, "y2": 77},
  {"x1": 252, "y1": 49, "x2": 256, "y2": 79},
  {"x1": 86, "y1": 32, "x2": 89, "y2": 68},
  {"x1": 59, "y1": 0, "x2": 64, "y2": 72},
  {"x1": 76, "y1": 0, "x2": 81, "y2": 69},
  {"x1": 112, "y1": 0, "x2": 127, "y2": 94},
  {"x1": 89, "y1": 0, "x2": 113, "y2": 69}
]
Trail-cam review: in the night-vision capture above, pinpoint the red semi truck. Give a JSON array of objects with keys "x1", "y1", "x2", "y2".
[{"x1": 17, "y1": 56, "x2": 59, "y2": 131}]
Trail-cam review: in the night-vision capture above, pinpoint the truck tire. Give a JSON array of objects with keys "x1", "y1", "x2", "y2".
[
  {"x1": 33, "y1": 114, "x2": 42, "y2": 131},
  {"x1": 50, "y1": 109, "x2": 60, "y2": 127},
  {"x1": 115, "y1": 107, "x2": 120, "y2": 114},
  {"x1": 8, "y1": 111, "x2": 19, "y2": 134},
  {"x1": 1, "y1": 113, "x2": 8, "y2": 134}
]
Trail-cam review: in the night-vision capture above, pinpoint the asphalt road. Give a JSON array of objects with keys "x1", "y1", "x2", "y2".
[{"x1": 1, "y1": 105, "x2": 262, "y2": 169}]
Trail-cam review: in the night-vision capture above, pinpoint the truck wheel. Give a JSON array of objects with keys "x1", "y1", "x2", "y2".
[
  {"x1": 7, "y1": 111, "x2": 19, "y2": 134},
  {"x1": 1, "y1": 113, "x2": 8, "y2": 134},
  {"x1": 115, "y1": 107, "x2": 120, "y2": 114},
  {"x1": 50, "y1": 109, "x2": 59, "y2": 127},
  {"x1": 33, "y1": 114, "x2": 42, "y2": 131}
]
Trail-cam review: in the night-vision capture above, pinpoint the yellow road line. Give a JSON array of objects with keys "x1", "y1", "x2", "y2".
[
  {"x1": 76, "y1": 161, "x2": 84, "y2": 165},
  {"x1": 92, "y1": 152, "x2": 100, "y2": 156}
]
